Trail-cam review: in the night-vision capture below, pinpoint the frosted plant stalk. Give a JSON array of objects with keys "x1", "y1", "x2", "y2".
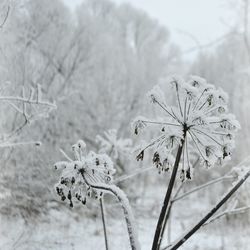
[
  {"x1": 54, "y1": 140, "x2": 140, "y2": 250},
  {"x1": 132, "y1": 76, "x2": 240, "y2": 250},
  {"x1": 165, "y1": 166, "x2": 250, "y2": 250}
]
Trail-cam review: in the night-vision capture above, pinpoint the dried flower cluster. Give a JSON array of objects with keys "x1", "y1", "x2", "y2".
[
  {"x1": 96, "y1": 129, "x2": 132, "y2": 160},
  {"x1": 54, "y1": 140, "x2": 115, "y2": 207},
  {"x1": 133, "y1": 76, "x2": 240, "y2": 180}
]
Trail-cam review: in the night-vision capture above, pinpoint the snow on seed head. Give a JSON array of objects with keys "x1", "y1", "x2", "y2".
[
  {"x1": 133, "y1": 75, "x2": 240, "y2": 180},
  {"x1": 54, "y1": 140, "x2": 115, "y2": 207},
  {"x1": 96, "y1": 129, "x2": 132, "y2": 160},
  {"x1": 147, "y1": 85, "x2": 166, "y2": 105}
]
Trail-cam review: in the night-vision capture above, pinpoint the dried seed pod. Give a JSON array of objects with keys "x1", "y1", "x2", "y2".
[
  {"x1": 68, "y1": 191, "x2": 72, "y2": 200},
  {"x1": 136, "y1": 150, "x2": 144, "y2": 161},
  {"x1": 186, "y1": 168, "x2": 191, "y2": 180},
  {"x1": 82, "y1": 197, "x2": 86, "y2": 205}
]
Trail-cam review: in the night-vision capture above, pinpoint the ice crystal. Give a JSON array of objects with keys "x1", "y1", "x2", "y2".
[
  {"x1": 54, "y1": 140, "x2": 115, "y2": 207},
  {"x1": 133, "y1": 76, "x2": 240, "y2": 180}
]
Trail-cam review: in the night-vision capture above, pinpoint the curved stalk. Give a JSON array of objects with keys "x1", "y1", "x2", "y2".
[{"x1": 81, "y1": 173, "x2": 140, "y2": 250}]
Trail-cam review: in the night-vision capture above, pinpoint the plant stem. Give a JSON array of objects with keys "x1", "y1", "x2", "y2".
[
  {"x1": 100, "y1": 199, "x2": 109, "y2": 250},
  {"x1": 168, "y1": 170, "x2": 250, "y2": 250},
  {"x1": 172, "y1": 175, "x2": 233, "y2": 202},
  {"x1": 151, "y1": 131, "x2": 186, "y2": 250},
  {"x1": 81, "y1": 173, "x2": 140, "y2": 250},
  {"x1": 203, "y1": 205, "x2": 250, "y2": 227}
]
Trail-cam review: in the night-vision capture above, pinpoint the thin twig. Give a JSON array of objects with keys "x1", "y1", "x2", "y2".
[
  {"x1": 203, "y1": 206, "x2": 250, "y2": 226},
  {"x1": 59, "y1": 148, "x2": 73, "y2": 162},
  {"x1": 165, "y1": 170, "x2": 250, "y2": 250},
  {"x1": 114, "y1": 166, "x2": 154, "y2": 184},
  {"x1": 138, "y1": 120, "x2": 181, "y2": 127},
  {"x1": 0, "y1": 96, "x2": 56, "y2": 108},
  {"x1": 172, "y1": 175, "x2": 234, "y2": 202},
  {"x1": 0, "y1": 5, "x2": 10, "y2": 28},
  {"x1": 100, "y1": 199, "x2": 109, "y2": 250},
  {"x1": 0, "y1": 141, "x2": 41, "y2": 148}
]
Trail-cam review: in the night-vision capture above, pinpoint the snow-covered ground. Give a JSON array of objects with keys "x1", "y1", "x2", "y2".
[{"x1": 1, "y1": 184, "x2": 250, "y2": 250}]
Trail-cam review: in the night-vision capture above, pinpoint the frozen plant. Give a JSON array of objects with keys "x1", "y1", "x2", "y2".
[
  {"x1": 230, "y1": 164, "x2": 250, "y2": 208},
  {"x1": 96, "y1": 129, "x2": 133, "y2": 174},
  {"x1": 96, "y1": 129, "x2": 134, "y2": 249},
  {"x1": 133, "y1": 76, "x2": 240, "y2": 177},
  {"x1": 54, "y1": 140, "x2": 140, "y2": 250},
  {"x1": 166, "y1": 165, "x2": 250, "y2": 250},
  {"x1": 0, "y1": 84, "x2": 56, "y2": 148},
  {"x1": 96, "y1": 129, "x2": 132, "y2": 160},
  {"x1": 132, "y1": 76, "x2": 240, "y2": 250}
]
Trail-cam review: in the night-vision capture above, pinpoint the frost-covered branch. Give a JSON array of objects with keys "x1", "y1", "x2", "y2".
[
  {"x1": 0, "y1": 96, "x2": 56, "y2": 107},
  {"x1": 203, "y1": 205, "x2": 250, "y2": 226},
  {"x1": 172, "y1": 175, "x2": 234, "y2": 202},
  {"x1": 0, "y1": 4, "x2": 9, "y2": 28},
  {"x1": 0, "y1": 141, "x2": 41, "y2": 148},
  {"x1": 163, "y1": 168, "x2": 250, "y2": 250},
  {"x1": 0, "y1": 84, "x2": 56, "y2": 147},
  {"x1": 114, "y1": 166, "x2": 154, "y2": 184}
]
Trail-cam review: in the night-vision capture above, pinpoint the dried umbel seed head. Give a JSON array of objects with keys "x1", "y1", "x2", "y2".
[
  {"x1": 133, "y1": 75, "x2": 240, "y2": 180},
  {"x1": 96, "y1": 129, "x2": 132, "y2": 161},
  {"x1": 54, "y1": 140, "x2": 116, "y2": 208}
]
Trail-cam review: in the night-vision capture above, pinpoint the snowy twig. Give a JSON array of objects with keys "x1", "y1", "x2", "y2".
[
  {"x1": 0, "y1": 141, "x2": 41, "y2": 148},
  {"x1": 172, "y1": 175, "x2": 234, "y2": 202},
  {"x1": 81, "y1": 174, "x2": 140, "y2": 250},
  {"x1": 0, "y1": 5, "x2": 10, "y2": 28},
  {"x1": 0, "y1": 96, "x2": 56, "y2": 108},
  {"x1": 114, "y1": 166, "x2": 154, "y2": 184},
  {"x1": 59, "y1": 148, "x2": 73, "y2": 162},
  {"x1": 1, "y1": 85, "x2": 56, "y2": 146},
  {"x1": 165, "y1": 181, "x2": 184, "y2": 245},
  {"x1": 100, "y1": 199, "x2": 109, "y2": 250},
  {"x1": 162, "y1": 169, "x2": 230, "y2": 246},
  {"x1": 163, "y1": 169, "x2": 250, "y2": 250},
  {"x1": 203, "y1": 205, "x2": 250, "y2": 226}
]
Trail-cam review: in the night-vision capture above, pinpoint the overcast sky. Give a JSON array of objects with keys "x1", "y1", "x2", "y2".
[{"x1": 63, "y1": 0, "x2": 237, "y2": 57}]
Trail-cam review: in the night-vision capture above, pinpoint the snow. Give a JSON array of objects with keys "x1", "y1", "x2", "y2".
[
  {"x1": 1, "y1": 183, "x2": 250, "y2": 250},
  {"x1": 133, "y1": 76, "x2": 240, "y2": 178},
  {"x1": 1, "y1": 1, "x2": 249, "y2": 249}
]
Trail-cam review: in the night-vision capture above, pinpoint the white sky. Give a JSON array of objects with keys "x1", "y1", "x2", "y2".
[{"x1": 63, "y1": 0, "x2": 236, "y2": 56}]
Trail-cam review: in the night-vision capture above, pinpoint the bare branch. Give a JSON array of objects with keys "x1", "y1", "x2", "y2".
[
  {"x1": 203, "y1": 205, "x2": 250, "y2": 226},
  {"x1": 0, "y1": 5, "x2": 10, "y2": 29},
  {"x1": 172, "y1": 175, "x2": 234, "y2": 202}
]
